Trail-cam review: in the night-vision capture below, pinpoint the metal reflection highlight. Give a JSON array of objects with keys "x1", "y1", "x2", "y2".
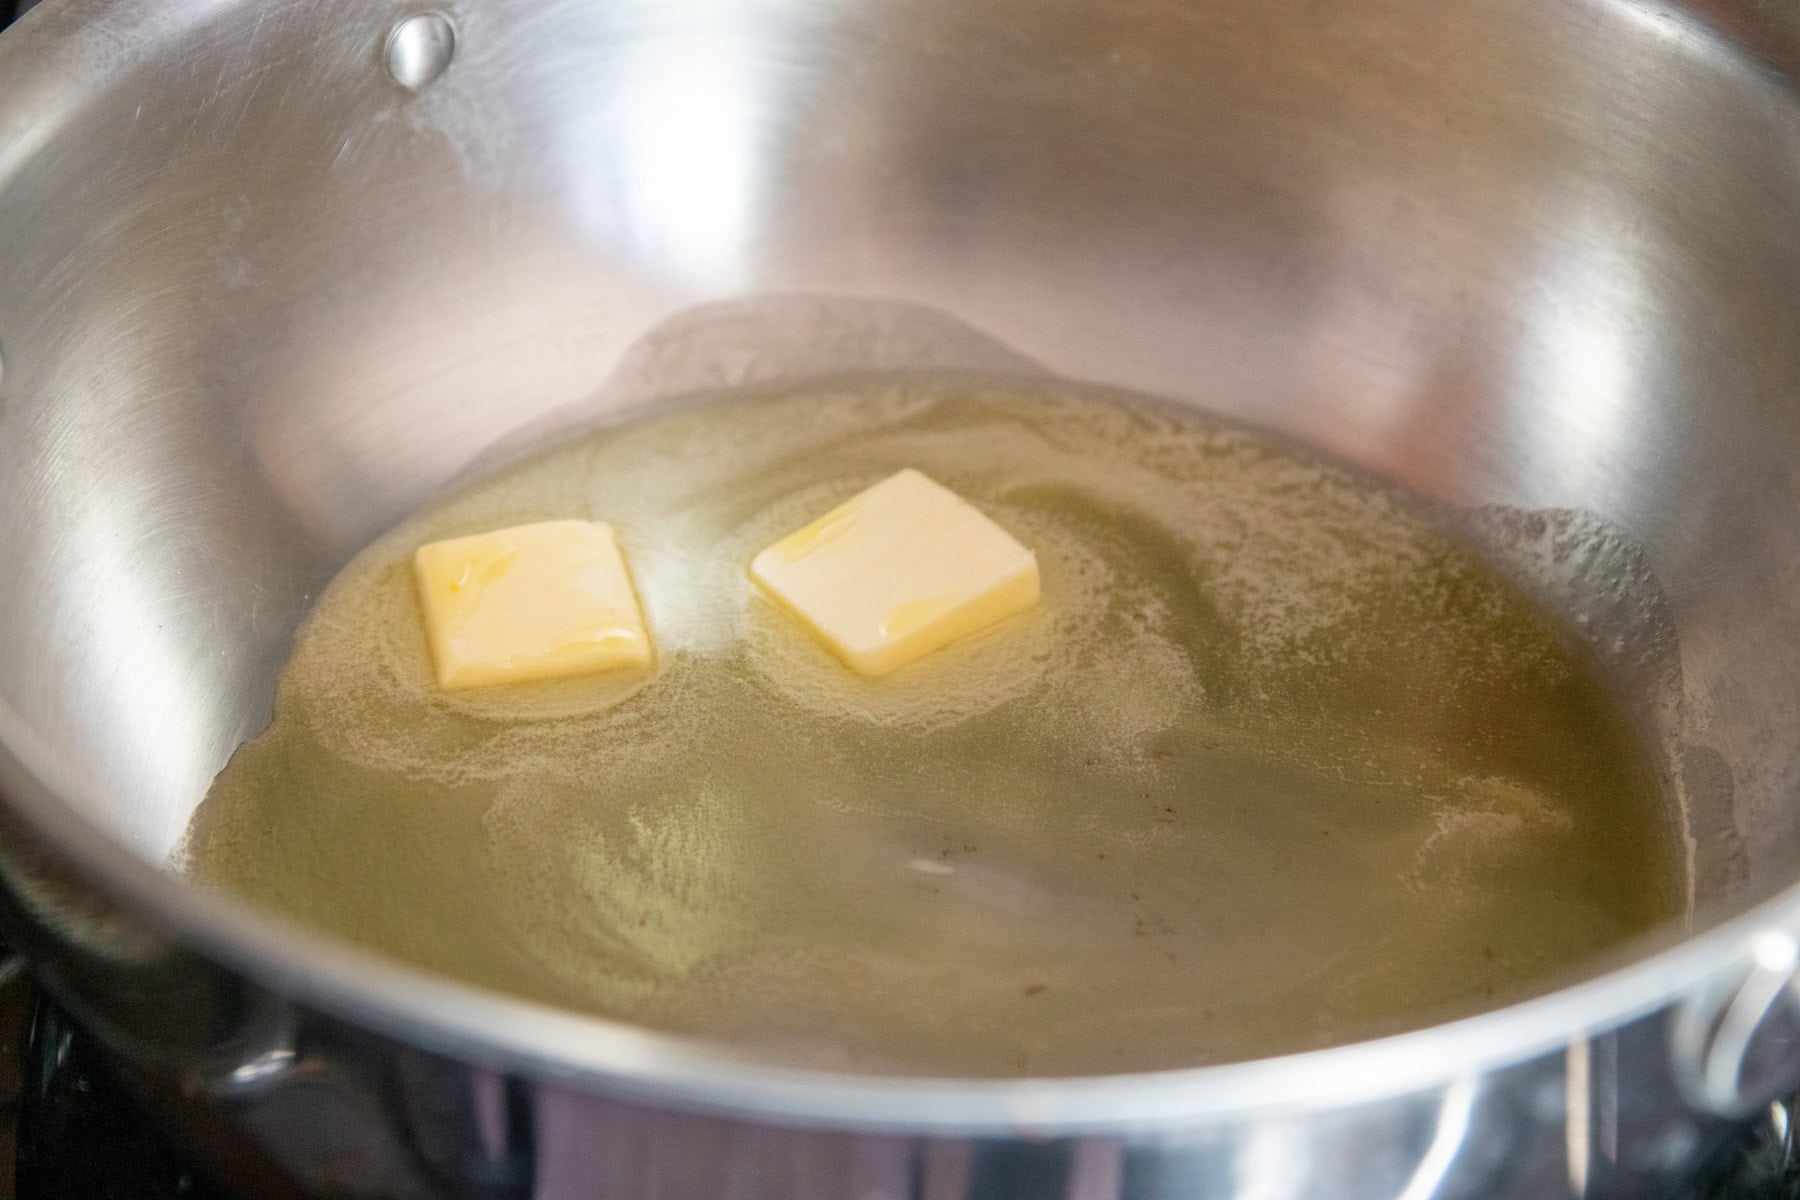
[{"x1": 1396, "y1": 1077, "x2": 1477, "y2": 1200}]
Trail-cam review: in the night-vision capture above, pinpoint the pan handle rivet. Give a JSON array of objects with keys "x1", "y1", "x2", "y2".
[{"x1": 384, "y1": 12, "x2": 457, "y2": 92}]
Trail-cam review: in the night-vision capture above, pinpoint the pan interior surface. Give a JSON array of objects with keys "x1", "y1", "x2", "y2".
[{"x1": 1, "y1": 0, "x2": 1799, "y2": 1099}]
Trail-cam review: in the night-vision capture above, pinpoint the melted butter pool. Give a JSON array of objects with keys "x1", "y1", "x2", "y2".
[{"x1": 181, "y1": 381, "x2": 1684, "y2": 1075}]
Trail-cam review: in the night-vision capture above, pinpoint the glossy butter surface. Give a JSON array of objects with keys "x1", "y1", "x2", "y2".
[
  {"x1": 750, "y1": 469, "x2": 1040, "y2": 675},
  {"x1": 413, "y1": 519, "x2": 651, "y2": 688}
]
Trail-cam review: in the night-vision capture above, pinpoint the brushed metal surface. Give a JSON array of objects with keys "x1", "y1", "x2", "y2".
[{"x1": 4, "y1": 0, "x2": 1800, "y2": 1194}]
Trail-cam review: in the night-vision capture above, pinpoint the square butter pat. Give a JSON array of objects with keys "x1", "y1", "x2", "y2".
[
  {"x1": 749, "y1": 469, "x2": 1040, "y2": 676},
  {"x1": 412, "y1": 519, "x2": 652, "y2": 689}
]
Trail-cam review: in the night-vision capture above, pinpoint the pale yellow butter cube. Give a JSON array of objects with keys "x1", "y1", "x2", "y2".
[
  {"x1": 412, "y1": 519, "x2": 652, "y2": 689},
  {"x1": 749, "y1": 469, "x2": 1040, "y2": 676}
]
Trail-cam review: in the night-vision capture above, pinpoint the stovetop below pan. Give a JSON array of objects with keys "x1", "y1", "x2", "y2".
[
  {"x1": 13, "y1": 997, "x2": 230, "y2": 1200},
  {"x1": 0, "y1": 969, "x2": 1797, "y2": 1200}
]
